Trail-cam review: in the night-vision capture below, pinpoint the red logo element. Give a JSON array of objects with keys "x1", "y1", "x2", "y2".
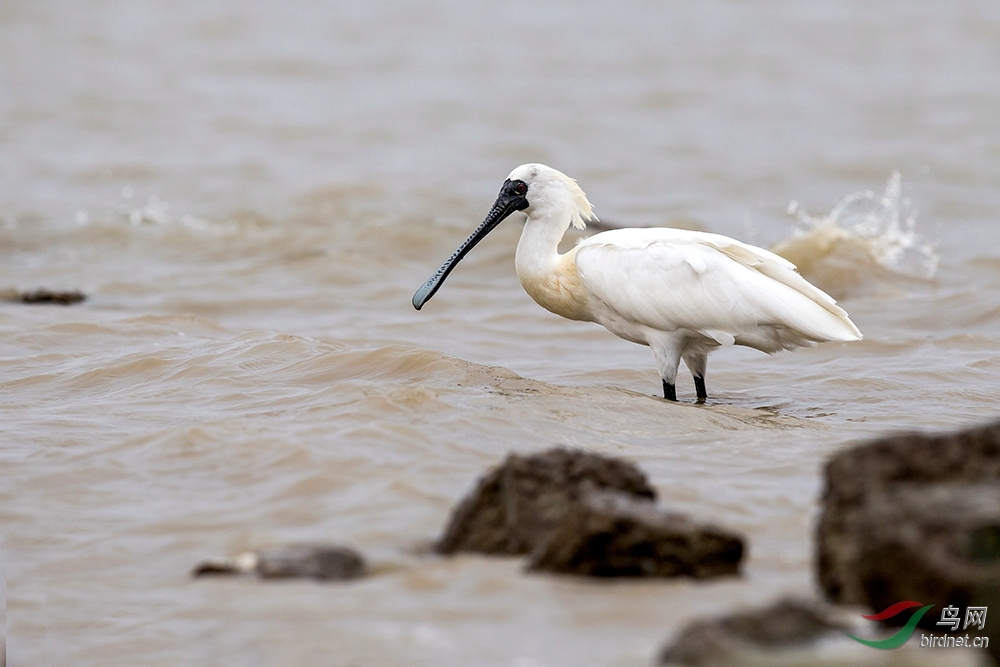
[{"x1": 862, "y1": 601, "x2": 925, "y2": 622}]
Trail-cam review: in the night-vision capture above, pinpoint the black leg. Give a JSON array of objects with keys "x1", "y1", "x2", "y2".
[
  {"x1": 662, "y1": 380, "x2": 677, "y2": 402},
  {"x1": 694, "y1": 376, "x2": 707, "y2": 402}
]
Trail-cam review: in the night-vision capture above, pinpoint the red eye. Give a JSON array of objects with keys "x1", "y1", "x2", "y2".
[{"x1": 514, "y1": 182, "x2": 527, "y2": 195}]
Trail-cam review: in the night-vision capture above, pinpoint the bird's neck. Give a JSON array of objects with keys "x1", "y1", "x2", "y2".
[
  {"x1": 514, "y1": 214, "x2": 592, "y2": 322},
  {"x1": 515, "y1": 214, "x2": 566, "y2": 278}
]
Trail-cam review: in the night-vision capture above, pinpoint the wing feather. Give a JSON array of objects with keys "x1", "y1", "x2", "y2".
[{"x1": 574, "y1": 228, "x2": 862, "y2": 348}]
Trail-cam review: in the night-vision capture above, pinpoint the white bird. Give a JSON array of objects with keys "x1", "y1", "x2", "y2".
[{"x1": 413, "y1": 164, "x2": 862, "y2": 401}]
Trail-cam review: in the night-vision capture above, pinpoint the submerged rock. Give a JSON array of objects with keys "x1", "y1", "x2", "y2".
[
  {"x1": 658, "y1": 598, "x2": 846, "y2": 666},
  {"x1": 193, "y1": 544, "x2": 366, "y2": 581},
  {"x1": 527, "y1": 490, "x2": 744, "y2": 578},
  {"x1": 435, "y1": 448, "x2": 656, "y2": 555},
  {"x1": 1, "y1": 289, "x2": 87, "y2": 305}
]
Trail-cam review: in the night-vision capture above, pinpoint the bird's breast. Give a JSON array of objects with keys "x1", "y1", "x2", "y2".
[{"x1": 517, "y1": 253, "x2": 593, "y2": 322}]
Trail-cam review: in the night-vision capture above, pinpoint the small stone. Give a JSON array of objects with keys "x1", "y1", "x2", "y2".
[
  {"x1": 527, "y1": 490, "x2": 744, "y2": 578},
  {"x1": 435, "y1": 448, "x2": 656, "y2": 556},
  {"x1": 8, "y1": 289, "x2": 87, "y2": 305},
  {"x1": 192, "y1": 545, "x2": 365, "y2": 582},
  {"x1": 255, "y1": 544, "x2": 365, "y2": 581}
]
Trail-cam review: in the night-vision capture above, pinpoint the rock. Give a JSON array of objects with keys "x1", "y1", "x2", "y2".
[
  {"x1": 254, "y1": 544, "x2": 366, "y2": 580},
  {"x1": 851, "y1": 484, "x2": 1000, "y2": 611},
  {"x1": 2, "y1": 289, "x2": 87, "y2": 305},
  {"x1": 193, "y1": 544, "x2": 366, "y2": 581},
  {"x1": 817, "y1": 420, "x2": 1000, "y2": 605},
  {"x1": 527, "y1": 490, "x2": 744, "y2": 578},
  {"x1": 437, "y1": 448, "x2": 745, "y2": 579},
  {"x1": 658, "y1": 598, "x2": 845, "y2": 666},
  {"x1": 840, "y1": 484, "x2": 999, "y2": 662},
  {"x1": 435, "y1": 448, "x2": 656, "y2": 555},
  {"x1": 816, "y1": 421, "x2": 1000, "y2": 664}
]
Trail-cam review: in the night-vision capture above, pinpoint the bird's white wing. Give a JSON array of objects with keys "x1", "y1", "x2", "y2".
[
  {"x1": 574, "y1": 229, "x2": 862, "y2": 347},
  {"x1": 684, "y1": 231, "x2": 850, "y2": 320}
]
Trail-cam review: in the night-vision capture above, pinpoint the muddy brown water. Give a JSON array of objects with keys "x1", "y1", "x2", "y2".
[{"x1": 3, "y1": 1, "x2": 1000, "y2": 665}]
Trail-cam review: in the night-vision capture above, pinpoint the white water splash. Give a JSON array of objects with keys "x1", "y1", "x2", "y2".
[
  {"x1": 103, "y1": 194, "x2": 239, "y2": 235},
  {"x1": 780, "y1": 172, "x2": 938, "y2": 280}
]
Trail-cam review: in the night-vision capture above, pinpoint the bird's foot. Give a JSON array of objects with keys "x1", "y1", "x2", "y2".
[
  {"x1": 694, "y1": 376, "x2": 707, "y2": 403},
  {"x1": 662, "y1": 380, "x2": 677, "y2": 402}
]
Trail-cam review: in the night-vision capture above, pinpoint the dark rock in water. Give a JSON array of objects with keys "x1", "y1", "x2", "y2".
[
  {"x1": 5, "y1": 289, "x2": 87, "y2": 305},
  {"x1": 435, "y1": 448, "x2": 656, "y2": 556},
  {"x1": 816, "y1": 421, "x2": 1000, "y2": 663},
  {"x1": 842, "y1": 484, "x2": 1000, "y2": 661},
  {"x1": 255, "y1": 544, "x2": 366, "y2": 580},
  {"x1": 817, "y1": 420, "x2": 1000, "y2": 604},
  {"x1": 193, "y1": 544, "x2": 366, "y2": 581},
  {"x1": 437, "y1": 448, "x2": 745, "y2": 580},
  {"x1": 851, "y1": 484, "x2": 1000, "y2": 610},
  {"x1": 527, "y1": 490, "x2": 744, "y2": 578},
  {"x1": 658, "y1": 598, "x2": 844, "y2": 666}
]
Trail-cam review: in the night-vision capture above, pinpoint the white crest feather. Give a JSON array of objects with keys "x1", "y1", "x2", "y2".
[{"x1": 558, "y1": 171, "x2": 597, "y2": 230}]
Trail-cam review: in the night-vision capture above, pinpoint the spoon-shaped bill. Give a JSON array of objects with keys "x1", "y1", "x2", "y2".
[{"x1": 412, "y1": 189, "x2": 525, "y2": 310}]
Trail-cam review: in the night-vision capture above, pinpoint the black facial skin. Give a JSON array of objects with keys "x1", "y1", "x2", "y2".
[{"x1": 412, "y1": 179, "x2": 529, "y2": 310}]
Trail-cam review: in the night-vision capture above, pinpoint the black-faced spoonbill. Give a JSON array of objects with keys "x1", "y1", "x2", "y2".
[{"x1": 412, "y1": 164, "x2": 862, "y2": 402}]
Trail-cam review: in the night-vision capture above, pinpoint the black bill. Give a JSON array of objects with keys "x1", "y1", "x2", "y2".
[{"x1": 412, "y1": 179, "x2": 528, "y2": 310}]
